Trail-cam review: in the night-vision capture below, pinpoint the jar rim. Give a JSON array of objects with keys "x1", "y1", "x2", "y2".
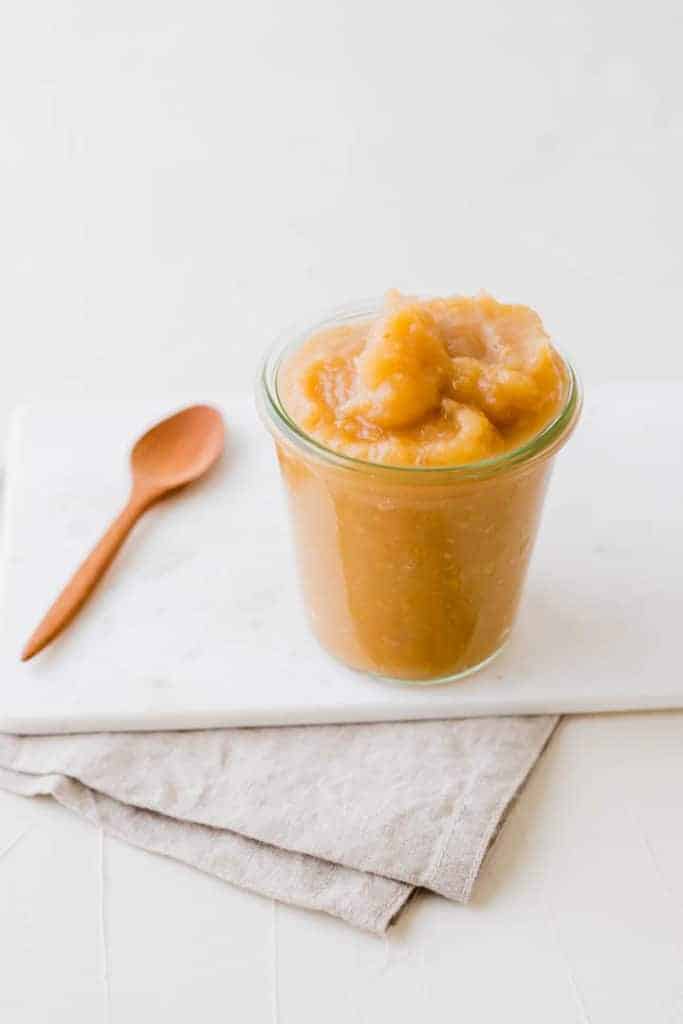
[{"x1": 256, "y1": 298, "x2": 582, "y2": 479}]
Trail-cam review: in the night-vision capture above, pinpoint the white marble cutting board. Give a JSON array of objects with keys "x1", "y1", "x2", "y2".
[{"x1": 0, "y1": 383, "x2": 681, "y2": 734}]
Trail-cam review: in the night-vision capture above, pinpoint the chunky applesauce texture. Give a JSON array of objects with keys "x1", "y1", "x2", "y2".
[{"x1": 280, "y1": 291, "x2": 565, "y2": 467}]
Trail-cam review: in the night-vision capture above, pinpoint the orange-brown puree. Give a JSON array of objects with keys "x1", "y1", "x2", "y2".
[{"x1": 281, "y1": 292, "x2": 565, "y2": 467}]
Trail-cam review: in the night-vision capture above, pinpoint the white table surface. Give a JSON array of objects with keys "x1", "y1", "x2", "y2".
[{"x1": 1, "y1": 0, "x2": 682, "y2": 1020}]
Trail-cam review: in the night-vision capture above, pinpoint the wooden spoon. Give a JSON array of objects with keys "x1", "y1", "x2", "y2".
[{"x1": 21, "y1": 404, "x2": 225, "y2": 662}]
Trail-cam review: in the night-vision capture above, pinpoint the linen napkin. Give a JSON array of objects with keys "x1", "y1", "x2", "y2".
[{"x1": 0, "y1": 715, "x2": 557, "y2": 932}]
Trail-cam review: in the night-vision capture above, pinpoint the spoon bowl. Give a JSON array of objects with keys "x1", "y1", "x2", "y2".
[{"x1": 131, "y1": 405, "x2": 225, "y2": 498}]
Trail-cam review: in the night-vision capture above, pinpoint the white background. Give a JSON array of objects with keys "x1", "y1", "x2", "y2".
[{"x1": 1, "y1": 1, "x2": 683, "y2": 1021}]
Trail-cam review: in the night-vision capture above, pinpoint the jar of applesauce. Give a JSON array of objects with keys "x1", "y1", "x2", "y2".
[{"x1": 258, "y1": 295, "x2": 581, "y2": 684}]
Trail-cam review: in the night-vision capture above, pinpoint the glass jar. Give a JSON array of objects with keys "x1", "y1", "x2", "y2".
[{"x1": 257, "y1": 301, "x2": 581, "y2": 684}]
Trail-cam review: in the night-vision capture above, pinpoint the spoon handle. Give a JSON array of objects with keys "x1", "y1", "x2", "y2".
[{"x1": 21, "y1": 495, "x2": 148, "y2": 661}]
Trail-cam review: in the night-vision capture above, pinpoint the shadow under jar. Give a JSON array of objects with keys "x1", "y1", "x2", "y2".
[{"x1": 258, "y1": 301, "x2": 581, "y2": 684}]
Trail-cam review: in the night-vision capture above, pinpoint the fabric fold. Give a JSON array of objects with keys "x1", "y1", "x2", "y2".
[{"x1": 0, "y1": 715, "x2": 557, "y2": 931}]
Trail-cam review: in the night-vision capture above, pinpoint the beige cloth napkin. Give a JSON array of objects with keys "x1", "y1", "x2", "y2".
[{"x1": 0, "y1": 716, "x2": 557, "y2": 932}]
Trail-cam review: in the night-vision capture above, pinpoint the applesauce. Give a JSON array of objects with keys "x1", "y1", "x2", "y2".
[{"x1": 258, "y1": 294, "x2": 580, "y2": 682}]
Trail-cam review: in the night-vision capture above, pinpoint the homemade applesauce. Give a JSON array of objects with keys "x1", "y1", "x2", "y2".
[{"x1": 260, "y1": 293, "x2": 580, "y2": 682}]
